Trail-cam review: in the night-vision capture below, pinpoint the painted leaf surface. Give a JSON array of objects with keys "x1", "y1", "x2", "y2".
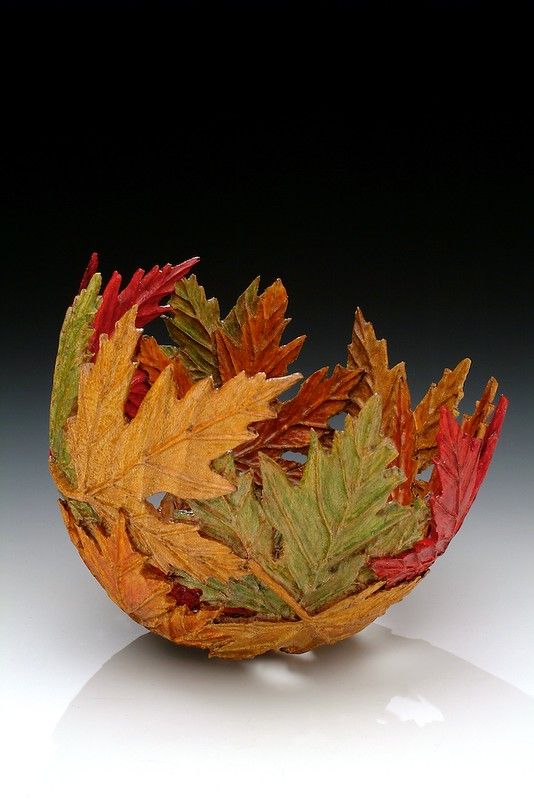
[
  {"x1": 79, "y1": 252, "x2": 99, "y2": 291},
  {"x1": 125, "y1": 507, "x2": 245, "y2": 582},
  {"x1": 60, "y1": 501, "x2": 175, "y2": 626},
  {"x1": 89, "y1": 257, "x2": 198, "y2": 355},
  {"x1": 371, "y1": 395, "x2": 507, "y2": 586},
  {"x1": 164, "y1": 275, "x2": 221, "y2": 380},
  {"x1": 176, "y1": 572, "x2": 296, "y2": 620},
  {"x1": 57, "y1": 308, "x2": 300, "y2": 580},
  {"x1": 188, "y1": 456, "x2": 274, "y2": 561},
  {"x1": 155, "y1": 578, "x2": 419, "y2": 659},
  {"x1": 390, "y1": 378, "x2": 417, "y2": 505},
  {"x1": 234, "y1": 365, "x2": 363, "y2": 476},
  {"x1": 347, "y1": 308, "x2": 406, "y2": 433},
  {"x1": 462, "y1": 377, "x2": 498, "y2": 438},
  {"x1": 261, "y1": 397, "x2": 424, "y2": 611},
  {"x1": 49, "y1": 272, "x2": 102, "y2": 482},
  {"x1": 215, "y1": 278, "x2": 305, "y2": 381},
  {"x1": 62, "y1": 495, "x2": 420, "y2": 659},
  {"x1": 413, "y1": 357, "x2": 471, "y2": 469},
  {"x1": 66, "y1": 307, "x2": 300, "y2": 504},
  {"x1": 190, "y1": 401, "x2": 426, "y2": 613},
  {"x1": 125, "y1": 336, "x2": 194, "y2": 418}
]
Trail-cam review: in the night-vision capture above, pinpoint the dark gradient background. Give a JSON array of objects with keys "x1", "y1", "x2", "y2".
[{"x1": 1, "y1": 67, "x2": 533, "y2": 798}]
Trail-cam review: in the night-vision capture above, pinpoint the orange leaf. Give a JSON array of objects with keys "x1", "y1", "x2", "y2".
[
  {"x1": 462, "y1": 377, "x2": 498, "y2": 438},
  {"x1": 413, "y1": 357, "x2": 471, "y2": 469},
  {"x1": 234, "y1": 365, "x2": 363, "y2": 476},
  {"x1": 60, "y1": 501, "x2": 174, "y2": 627},
  {"x1": 138, "y1": 335, "x2": 193, "y2": 398},
  {"x1": 347, "y1": 308, "x2": 406, "y2": 433},
  {"x1": 215, "y1": 279, "x2": 305, "y2": 380}
]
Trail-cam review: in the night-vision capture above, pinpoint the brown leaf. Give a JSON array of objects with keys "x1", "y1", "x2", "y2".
[
  {"x1": 234, "y1": 365, "x2": 363, "y2": 475},
  {"x1": 462, "y1": 377, "x2": 498, "y2": 438},
  {"x1": 390, "y1": 378, "x2": 417, "y2": 505},
  {"x1": 413, "y1": 357, "x2": 471, "y2": 469},
  {"x1": 137, "y1": 335, "x2": 193, "y2": 398},
  {"x1": 215, "y1": 278, "x2": 305, "y2": 381},
  {"x1": 347, "y1": 308, "x2": 406, "y2": 433}
]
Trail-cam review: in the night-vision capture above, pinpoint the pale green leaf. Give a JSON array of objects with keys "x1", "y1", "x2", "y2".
[
  {"x1": 164, "y1": 275, "x2": 220, "y2": 380},
  {"x1": 176, "y1": 572, "x2": 295, "y2": 620},
  {"x1": 49, "y1": 273, "x2": 101, "y2": 483}
]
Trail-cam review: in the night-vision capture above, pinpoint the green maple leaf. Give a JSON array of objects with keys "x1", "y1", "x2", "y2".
[
  {"x1": 164, "y1": 275, "x2": 221, "y2": 380},
  {"x1": 176, "y1": 573, "x2": 295, "y2": 620},
  {"x1": 188, "y1": 396, "x2": 428, "y2": 614},
  {"x1": 49, "y1": 273, "x2": 101, "y2": 483}
]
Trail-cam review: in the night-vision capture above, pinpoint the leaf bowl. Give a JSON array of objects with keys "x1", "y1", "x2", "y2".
[{"x1": 49, "y1": 255, "x2": 507, "y2": 659}]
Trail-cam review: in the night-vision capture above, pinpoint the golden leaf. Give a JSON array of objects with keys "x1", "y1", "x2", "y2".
[
  {"x1": 462, "y1": 377, "x2": 498, "y2": 438},
  {"x1": 62, "y1": 500, "x2": 419, "y2": 659},
  {"x1": 66, "y1": 307, "x2": 300, "y2": 504},
  {"x1": 61, "y1": 308, "x2": 300, "y2": 579},
  {"x1": 413, "y1": 357, "x2": 471, "y2": 469},
  {"x1": 156, "y1": 578, "x2": 420, "y2": 659},
  {"x1": 347, "y1": 308, "x2": 406, "y2": 433}
]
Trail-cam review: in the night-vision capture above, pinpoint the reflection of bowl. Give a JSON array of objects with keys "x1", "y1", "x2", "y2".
[{"x1": 49, "y1": 255, "x2": 507, "y2": 659}]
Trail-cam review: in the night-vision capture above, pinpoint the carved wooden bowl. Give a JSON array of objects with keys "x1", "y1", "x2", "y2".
[{"x1": 49, "y1": 255, "x2": 507, "y2": 659}]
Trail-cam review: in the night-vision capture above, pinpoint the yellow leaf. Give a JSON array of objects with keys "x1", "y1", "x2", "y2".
[{"x1": 63, "y1": 307, "x2": 300, "y2": 580}]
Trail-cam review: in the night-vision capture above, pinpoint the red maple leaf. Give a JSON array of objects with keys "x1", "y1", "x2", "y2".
[
  {"x1": 370, "y1": 395, "x2": 508, "y2": 586},
  {"x1": 88, "y1": 256, "x2": 199, "y2": 355}
]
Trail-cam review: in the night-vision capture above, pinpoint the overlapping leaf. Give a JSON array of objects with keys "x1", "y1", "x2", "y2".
[
  {"x1": 89, "y1": 257, "x2": 198, "y2": 355},
  {"x1": 60, "y1": 501, "x2": 175, "y2": 626},
  {"x1": 58, "y1": 307, "x2": 300, "y2": 580},
  {"x1": 347, "y1": 308, "x2": 407, "y2": 432},
  {"x1": 190, "y1": 396, "x2": 427, "y2": 613},
  {"x1": 413, "y1": 357, "x2": 471, "y2": 469},
  {"x1": 214, "y1": 278, "x2": 305, "y2": 380},
  {"x1": 49, "y1": 272, "x2": 102, "y2": 482},
  {"x1": 164, "y1": 275, "x2": 221, "y2": 380},
  {"x1": 371, "y1": 394, "x2": 507, "y2": 586},
  {"x1": 234, "y1": 365, "x2": 364, "y2": 478}
]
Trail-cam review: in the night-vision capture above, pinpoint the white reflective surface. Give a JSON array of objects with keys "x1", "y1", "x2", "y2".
[{"x1": 1, "y1": 475, "x2": 533, "y2": 800}]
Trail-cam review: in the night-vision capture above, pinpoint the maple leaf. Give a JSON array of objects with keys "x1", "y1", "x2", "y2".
[
  {"x1": 259, "y1": 396, "x2": 426, "y2": 611},
  {"x1": 164, "y1": 274, "x2": 221, "y2": 380},
  {"x1": 462, "y1": 377, "x2": 498, "y2": 438},
  {"x1": 347, "y1": 308, "x2": 406, "y2": 433},
  {"x1": 413, "y1": 357, "x2": 471, "y2": 470},
  {"x1": 60, "y1": 501, "x2": 175, "y2": 627},
  {"x1": 175, "y1": 573, "x2": 296, "y2": 620},
  {"x1": 191, "y1": 396, "x2": 427, "y2": 614},
  {"x1": 214, "y1": 278, "x2": 306, "y2": 381},
  {"x1": 124, "y1": 368, "x2": 150, "y2": 419},
  {"x1": 390, "y1": 378, "x2": 417, "y2": 505},
  {"x1": 57, "y1": 307, "x2": 300, "y2": 579},
  {"x1": 155, "y1": 578, "x2": 420, "y2": 659},
  {"x1": 49, "y1": 272, "x2": 102, "y2": 482},
  {"x1": 137, "y1": 335, "x2": 193, "y2": 398},
  {"x1": 234, "y1": 365, "x2": 364, "y2": 477},
  {"x1": 370, "y1": 394, "x2": 508, "y2": 586},
  {"x1": 125, "y1": 337, "x2": 193, "y2": 419},
  {"x1": 89, "y1": 256, "x2": 199, "y2": 355}
]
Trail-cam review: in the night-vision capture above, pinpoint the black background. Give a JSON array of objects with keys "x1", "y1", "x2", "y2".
[{"x1": 3, "y1": 31, "x2": 533, "y2": 422}]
